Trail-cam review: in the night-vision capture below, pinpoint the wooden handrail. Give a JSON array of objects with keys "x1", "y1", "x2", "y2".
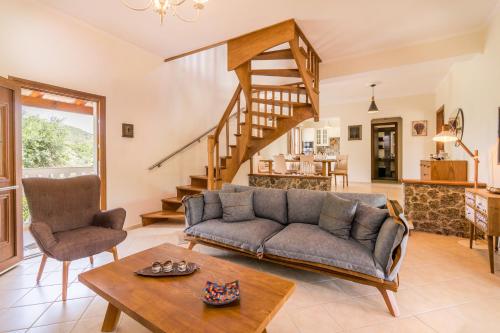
[
  {"x1": 214, "y1": 85, "x2": 242, "y2": 141},
  {"x1": 294, "y1": 22, "x2": 322, "y2": 63},
  {"x1": 148, "y1": 112, "x2": 238, "y2": 170}
]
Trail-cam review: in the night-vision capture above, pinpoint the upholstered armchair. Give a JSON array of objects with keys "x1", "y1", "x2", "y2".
[{"x1": 22, "y1": 175, "x2": 127, "y2": 301}]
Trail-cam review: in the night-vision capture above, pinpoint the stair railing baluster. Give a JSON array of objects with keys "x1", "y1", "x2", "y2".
[
  {"x1": 237, "y1": 95, "x2": 241, "y2": 135},
  {"x1": 272, "y1": 90, "x2": 276, "y2": 128}
]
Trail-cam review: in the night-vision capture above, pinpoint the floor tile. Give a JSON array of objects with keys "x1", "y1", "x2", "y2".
[
  {"x1": 0, "y1": 289, "x2": 31, "y2": 309},
  {"x1": 27, "y1": 321, "x2": 75, "y2": 333},
  {"x1": 38, "y1": 270, "x2": 82, "y2": 287},
  {"x1": 14, "y1": 285, "x2": 62, "y2": 306},
  {"x1": 55, "y1": 283, "x2": 95, "y2": 301},
  {"x1": 346, "y1": 316, "x2": 435, "y2": 333},
  {"x1": 0, "y1": 274, "x2": 39, "y2": 290},
  {"x1": 80, "y1": 296, "x2": 107, "y2": 319},
  {"x1": 288, "y1": 304, "x2": 343, "y2": 333},
  {"x1": 266, "y1": 309, "x2": 299, "y2": 333},
  {"x1": 0, "y1": 303, "x2": 49, "y2": 332},
  {"x1": 33, "y1": 298, "x2": 92, "y2": 327}
]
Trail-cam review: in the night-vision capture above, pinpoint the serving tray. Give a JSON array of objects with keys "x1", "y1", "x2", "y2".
[
  {"x1": 202, "y1": 280, "x2": 240, "y2": 306},
  {"x1": 135, "y1": 262, "x2": 199, "y2": 277}
]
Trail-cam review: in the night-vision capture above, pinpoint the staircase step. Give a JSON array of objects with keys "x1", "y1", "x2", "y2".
[
  {"x1": 251, "y1": 69, "x2": 301, "y2": 78},
  {"x1": 189, "y1": 175, "x2": 208, "y2": 188},
  {"x1": 253, "y1": 49, "x2": 294, "y2": 60},
  {"x1": 252, "y1": 84, "x2": 307, "y2": 94},
  {"x1": 241, "y1": 122, "x2": 276, "y2": 130},
  {"x1": 244, "y1": 110, "x2": 291, "y2": 119},
  {"x1": 162, "y1": 196, "x2": 183, "y2": 210},
  {"x1": 252, "y1": 98, "x2": 310, "y2": 108},
  {"x1": 176, "y1": 185, "x2": 205, "y2": 198},
  {"x1": 141, "y1": 210, "x2": 184, "y2": 226}
]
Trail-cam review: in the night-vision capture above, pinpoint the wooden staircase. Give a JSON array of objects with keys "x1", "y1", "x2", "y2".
[{"x1": 141, "y1": 19, "x2": 321, "y2": 226}]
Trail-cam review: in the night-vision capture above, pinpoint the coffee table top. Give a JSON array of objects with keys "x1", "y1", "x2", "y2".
[{"x1": 79, "y1": 243, "x2": 295, "y2": 333}]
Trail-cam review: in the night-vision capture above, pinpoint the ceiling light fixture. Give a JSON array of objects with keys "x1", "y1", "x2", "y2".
[
  {"x1": 121, "y1": 0, "x2": 208, "y2": 24},
  {"x1": 368, "y1": 83, "x2": 380, "y2": 114}
]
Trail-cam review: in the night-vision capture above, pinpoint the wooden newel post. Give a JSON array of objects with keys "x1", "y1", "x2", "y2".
[{"x1": 207, "y1": 135, "x2": 215, "y2": 190}]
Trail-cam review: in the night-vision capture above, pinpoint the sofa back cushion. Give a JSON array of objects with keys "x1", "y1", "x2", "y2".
[
  {"x1": 318, "y1": 193, "x2": 358, "y2": 239},
  {"x1": 202, "y1": 188, "x2": 235, "y2": 221},
  {"x1": 222, "y1": 184, "x2": 287, "y2": 224},
  {"x1": 219, "y1": 191, "x2": 256, "y2": 222},
  {"x1": 335, "y1": 193, "x2": 387, "y2": 209},
  {"x1": 351, "y1": 203, "x2": 389, "y2": 251},
  {"x1": 287, "y1": 188, "x2": 327, "y2": 224}
]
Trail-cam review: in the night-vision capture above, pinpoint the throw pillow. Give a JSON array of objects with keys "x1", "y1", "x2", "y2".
[
  {"x1": 218, "y1": 191, "x2": 255, "y2": 222},
  {"x1": 201, "y1": 189, "x2": 233, "y2": 221},
  {"x1": 318, "y1": 193, "x2": 358, "y2": 239},
  {"x1": 351, "y1": 203, "x2": 389, "y2": 251}
]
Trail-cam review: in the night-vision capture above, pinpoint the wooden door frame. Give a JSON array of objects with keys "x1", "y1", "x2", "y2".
[
  {"x1": 436, "y1": 105, "x2": 445, "y2": 154},
  {"x1": 8, "y1": 77, "x2": 107, "y2": 209},
  {"x1": 371, "y1": 119, "x2": 401, "y2": 182},
  {"x1": 0, "y1": 77, "x2": 23, "y2": 272}
]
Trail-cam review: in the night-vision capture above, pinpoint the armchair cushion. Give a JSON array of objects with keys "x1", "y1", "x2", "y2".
[
  {"x1": 50, "y1": 226, "x2": 127, "y2": 261},
  {"x1": 29, "y1": 222, "x2": 57, "y2": 252},
  {"x1": 351, "y1": 203, "x2": 389, "y2": 251},
  {"x1": 93, "y1": 208, "x2": 126, "y2": 230}
]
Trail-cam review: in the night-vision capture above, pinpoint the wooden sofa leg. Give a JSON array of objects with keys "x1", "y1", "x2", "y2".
[
  {"x1": 36, "y1": 254, "x2": 48, "y2": 284},
  {"x1": 377, "y1": 287, "x2": 400, "y2": 317},
  {"x1": 188, "y1": 240, "x2": 197, "y2": 250}
]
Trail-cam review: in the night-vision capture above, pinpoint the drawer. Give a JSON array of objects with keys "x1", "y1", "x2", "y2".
[
  {"x1": 476, "y1": 212, "x2": 488, "y2": 225},
  {"x1": 475, "y1": 195, "x2": 488, "y2": 214},
  {"x1": 465, "y1": 195, "x2": 475, "y2": 207},
  {"x1": 465, "y1": 205, "x2": 475, "y2": 222}
]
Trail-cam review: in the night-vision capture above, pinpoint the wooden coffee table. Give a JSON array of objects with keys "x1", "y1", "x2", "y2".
[{"x1": 79, "y1": 243, "x2": 295, "y2": 333}]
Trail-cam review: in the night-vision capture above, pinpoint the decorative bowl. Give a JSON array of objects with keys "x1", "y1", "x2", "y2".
[{"x1": 202, "y1": 280, "x2": 240, "y2": 306}]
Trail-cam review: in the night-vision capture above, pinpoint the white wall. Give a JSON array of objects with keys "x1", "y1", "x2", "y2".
[
  {"x1": 319, "y1": 93, "x2": 436, "y2": 182},
  {"x1": 435, "y1": 11, "x2": 500, "y2": 184},
  {"x1": 0, "y1": 0, "x2": 237, "y2": 227}
]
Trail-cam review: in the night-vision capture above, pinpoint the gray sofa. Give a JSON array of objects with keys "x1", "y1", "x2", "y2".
[{"x1": 183, "y1": 184, "x2": 409, "y2": 316}]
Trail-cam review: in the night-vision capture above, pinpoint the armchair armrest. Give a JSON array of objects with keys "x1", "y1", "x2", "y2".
[
  {"x1": 93, "y1": 208, "x2": 126, "y2": 230},
  {"x1": 374, "y1": 200, "x2": 410, "y2": 281},
  {"x1": 182, "y1": 194, "x2": 204, "y2": 227},
  {"x1": 30, "y1": 222, "x2": 57, "y2": 251}
]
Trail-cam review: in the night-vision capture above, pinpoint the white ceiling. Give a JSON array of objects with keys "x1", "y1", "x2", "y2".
[{"x1": 40, "y1": 0, "x2": 498, "y2": 61}]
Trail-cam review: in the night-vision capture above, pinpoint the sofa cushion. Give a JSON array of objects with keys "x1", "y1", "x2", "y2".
[
  {"x1": 50, "y1": 226, "x2": 127, "y2": 261},
  {"x1": 185, "y1": 218, "x2": 284, "y2": 254},
  {"x1": 287, "y1": 188, "x2": 327, "y2": 224},
  {"x1": 264, "y1": 223, "x2": 385, "y2": 279},
  {"x1": 202, "y1": 188, "x2": 235, "y2": 221},
  {"x1": 351, "y1": 203, "x2": 389, "y2": 251},
  {"x1": 222, "y1": 184, "x2": 287, "y2": 224},
  {"x1": 374, "y1": 217, "x2": 407, "y2": 280},
  {"x1": 318, "y1": 193, "x2": 358, "y2": 239},
  {"x1": 219, "y1": 191, "x2": 255, "y2": 222}
]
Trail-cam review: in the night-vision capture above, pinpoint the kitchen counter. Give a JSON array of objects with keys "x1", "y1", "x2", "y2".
[{"x1": 249, "y1": 173, "x2": 331, "y2": 191}]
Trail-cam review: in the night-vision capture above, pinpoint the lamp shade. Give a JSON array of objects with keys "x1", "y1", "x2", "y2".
[
  {"x1": 368, "y1": 98, "x2": 379, "y2": 113},
  {"x1": 433, "y1": 125, "x2": 458, "y2": 143}
]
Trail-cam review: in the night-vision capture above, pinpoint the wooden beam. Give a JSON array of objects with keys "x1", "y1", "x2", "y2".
[{"x1": 21, "y1": 95, "x2": 93, "y2": 115}]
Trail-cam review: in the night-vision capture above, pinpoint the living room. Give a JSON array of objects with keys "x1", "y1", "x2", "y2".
[{"x1": 1, "y1": 0, "x2": 500, "y2": 332}]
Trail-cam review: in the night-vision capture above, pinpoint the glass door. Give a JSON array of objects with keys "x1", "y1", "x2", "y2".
[{"x1": 372, "y1": 123, "x2": 398, "y2": 181}]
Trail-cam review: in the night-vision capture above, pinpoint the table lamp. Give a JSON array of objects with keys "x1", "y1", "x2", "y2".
[{"x1": 433, "y1": 124, "x2": 479, "y2": 188}]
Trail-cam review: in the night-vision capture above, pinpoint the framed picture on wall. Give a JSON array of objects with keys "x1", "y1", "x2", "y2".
[
  {"x1": 412, "y1": 120, "x2": 428, "y2": 136},
  {"x1": 348, "y1": 125, "x2": 362, "y2": 141}
]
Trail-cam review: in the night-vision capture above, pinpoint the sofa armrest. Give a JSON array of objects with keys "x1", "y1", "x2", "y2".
[
  {"x1": 374, "y1": 200, "x2": 410, "y2": 281},
  {"x1": 30, "y1": 222, "x2": 57, "y2": 251},
  {"x1": 182, "y1": 194, "x2": 204, "y2": 227},
  {"x1": 93, "y1": 208, "x2": 126, "y2": 230}
]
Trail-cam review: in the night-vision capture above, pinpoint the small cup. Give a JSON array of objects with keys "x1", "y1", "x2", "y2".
[
  {"x1": 177, "y1": 260, "x2": 187, "y2": 272},
  {"x1": 151, "y1": 261, "x2": 162, "y2": 274},
  {"x1": 163, "y1": 260, "x2": 173, "y2": 273}
]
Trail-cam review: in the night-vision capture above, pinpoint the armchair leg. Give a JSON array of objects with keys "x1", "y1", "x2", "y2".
[
  {"x1": 110, "y1": 247, "x2": 119, "y2": 262},
  {"x1": 188, "y1": 240, "x2": 197, "y2": 250},
  {"x1": 36, "y1": 254, "x2": 48, "y2": 284},
  {"x1": 377, "y1": 287, "x2": 400, "y2": 317},
  {"x1": 89, "y1": 256, "x2": 94, "y2": 266},
  {"x1": 62, "y1": 261, "x2": 70, "y2": 301}
]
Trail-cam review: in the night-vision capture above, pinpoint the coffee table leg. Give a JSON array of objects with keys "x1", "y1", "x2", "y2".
[{"x1": 102, "y1": 303, "x2": 121, "y2": 332}]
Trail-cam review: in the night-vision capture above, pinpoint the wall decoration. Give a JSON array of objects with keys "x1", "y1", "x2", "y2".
[
  {"x1": 348, "y1": 125, "x2": 362, "y2": 141},
  {"x1": 412, "y1": 120, "x2": 428, "y2": 136},
  {"x1": 122, "y1": 123, "x2": 134, "y2": 138}
]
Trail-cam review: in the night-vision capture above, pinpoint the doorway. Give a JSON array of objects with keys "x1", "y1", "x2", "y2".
[
  {"x1": 371, "y1": 118, "x2": 402, "y2": 182},
  {"x1": 9, "y1": 77, "x2": 106, "y2": 259}
]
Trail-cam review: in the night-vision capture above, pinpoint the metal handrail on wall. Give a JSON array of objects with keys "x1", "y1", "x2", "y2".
[{"x1": 148, "y1": 112, "x2": 239, "y2": 170}]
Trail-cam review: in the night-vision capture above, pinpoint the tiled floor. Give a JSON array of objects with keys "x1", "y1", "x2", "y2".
[{"x1": 2, "y1": 183, "x2": 500, "y2": 332}]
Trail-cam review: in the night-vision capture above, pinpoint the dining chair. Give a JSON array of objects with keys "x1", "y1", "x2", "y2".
[
  {"x1": 299, "y1": 154, "x2": 315, "y2": 174},
  {"x1": 331, "y1": 154, "x2": 349, "y2": 188},
  {"x1": 273, "y1": 154, "x2": 287, "y2": 174},
  {"x1": 22, "y1": 175, "x2": 127, "y2": 301}
]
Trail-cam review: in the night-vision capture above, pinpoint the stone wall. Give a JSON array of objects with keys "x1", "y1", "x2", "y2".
[
  {"x1": 249, "y1": 175, "x2": 331, "y2": 191},
  {"x1": 404, "y1": 183, "x2": 468, "y2": 237}
]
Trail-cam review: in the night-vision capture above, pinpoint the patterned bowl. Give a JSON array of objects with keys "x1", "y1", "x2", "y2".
[{"x1": 202, "y1": 280, "x2": 240, "y2": 306}]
